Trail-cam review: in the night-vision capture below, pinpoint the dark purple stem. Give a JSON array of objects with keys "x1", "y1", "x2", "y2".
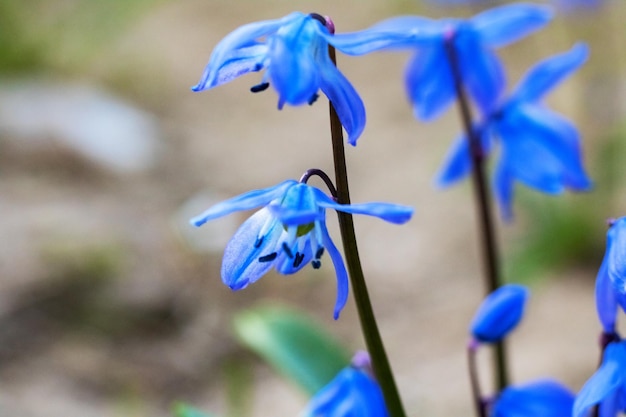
[{"x1": 443, "y1": 33, "x2": 508, "y2": 391}]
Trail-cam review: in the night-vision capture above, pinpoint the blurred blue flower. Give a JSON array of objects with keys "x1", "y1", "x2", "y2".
[
  {"x1": 470, "y1": 284, "x2": 528, "y2": 343},
  {"x1": 330, "y1": 4, "x2": 551, "y2": 120},
  {"x1": 574, "y1": 340, "x2": 626, "y2": 417},
  {"x1": 493, "y1": 379, "x2": 575, "y2": 417},
  {"x1": 437, "y1": 43, "x2": 591, "y2": 219},
  {"x1": 190, "y1": 180, "x2": 413, "y2": 319},
  {"x1": 425, "y1": 0, "x2": 605, "y2": 12},
  {"x1": 192, "y1": 12, "x2": 367, "y2": 145},
  {"x1": 302, "y1": 351, "x2": 389, "y2": 417},
  {"x1": 596, "y1": 217, "x2": 626, "y2": 334}
]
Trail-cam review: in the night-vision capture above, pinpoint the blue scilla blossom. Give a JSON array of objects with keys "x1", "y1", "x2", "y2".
[
  {"x1": 190, "y1": 180, "x2": 413, "y2": 319},
  {"x1": 492, "y1": 379, "x2": 575, "y2": 417},
  {"x1": 301, "y1": 351, "x2": 389, "y2": 417},
  {"x1": 470, "y1": 284, "x2": 528, "y2": 343},
  {"x1": 329, "y1": 4, "x2": 552, "y2": 120},
  {"x1": 596, "y1": 217, "x2": 626, "y2": 334},
  {"x1": 437, "y1": 43, "x2": 592, "y2": 219},
  {"x1": 573, "y1": 340, "x2": 626, "y2": 417},
  {"x1": 192, "y1": 12, "x2": 367, "y2": 145}
]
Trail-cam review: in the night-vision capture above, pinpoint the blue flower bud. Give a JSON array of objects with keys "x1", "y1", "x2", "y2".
[{"x1": 470, "y1": 284, "x2": 529, "y2": 343}]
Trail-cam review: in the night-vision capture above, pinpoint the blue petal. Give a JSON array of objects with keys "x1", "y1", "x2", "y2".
[
  {"x1": 513, "y1": 43, "x2": 589, "y2": 103},
  {"x1": 317, "y1": 43, "x2": 366, "y2": 145},
  {"x1": 471, "y1": 4, "x2": 553, "y2": 48},
  {"x1": 270, "y1": 15, "x2": 322, "y2": 108},
  {"x1": 190, "y1": 180, "x2": 297, "y2": 227},
  {"x1": 324, "y1": 16, "x2": 440, "y2": 55},
  {"x1": 470, "y1": 284, "x2": 528, "y2": 343},
  {"x1": 456, "y1": 27, "x2": 505, "y2": 116},
  {"x1": 320, "y1": 218, "x2": 349, "y2": 320},
  {"x1": 221, "y1": 208, "x2": 283, "y2": 290},
  {"x1": 314, "y1": 189, "x2": 414, "y2": 225},
  {"x1": 596, "y1": 251, "x2": 618, "y2": 334},
  {"x1": 607, "y1": 218, "x2": 626, "y2": 300},
  {"x1": 267, "y1": 183, "x2": 321, "y2": 225},
  {"x1": 192, "y1": 44, "x2": 267, "y2": 91},
  {"x1": 405, "y1": 42, "x2": 455, "y2": 121},
  {"x1": 493, "y1": 158, "x2": 515, "y2": 221},
  {"x1": 436, "y1": 124, "x2": 491, "y2": 187},
  {"x1": 493, "y1": 379, "x2": 574, "y2": 417},
  {"x1": 192, "y1": 13, "x2": 298, "y2": 90},
  {"x1": 496, "y1": 105, "x2": 591, "y2": 195},
  {"x1": 303, "y1": 367, "x2": 388, "y2": 417},
  {"x1": 573, "y1": 342, "x2": 626, "y2": 417}
]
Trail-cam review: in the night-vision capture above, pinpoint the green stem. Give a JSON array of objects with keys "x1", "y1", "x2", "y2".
[
  {"x1": 328, "y1": 46, "x2": 406, "y2": 417},
  {"x1": 443, "y1": 35, "x2": 508, "y2": 391}
]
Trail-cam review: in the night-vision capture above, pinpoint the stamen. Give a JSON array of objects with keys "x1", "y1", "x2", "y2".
[
  {"x1": 254, "y1": 237, "x2": 264, "y2": 248},
  {"x1": 308, "y1": 93, "x2": 319, "y2": 106},
  {"x1": 282, "y1": 242, "x2": 294, "y2": 258},
  {"x1": 250, "y1": 82, "x2": 270, "y2": 93},
  {"x1": 258, "y1": 253, "x2": 278, "y2": 263},
  {"x1": 312, "y1": 260, "x2": 321, "y2": 269},
  {"x1": 315, "y1": 247, "x2": 324, "y2": 259},
  {"x1": 293, "y1": 252, "x2": 305, "y2": 268}
]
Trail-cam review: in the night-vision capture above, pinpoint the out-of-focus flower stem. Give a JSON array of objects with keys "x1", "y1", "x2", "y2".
[
  {"x1": 468, "y1": 340, "x2": 487, "y2": 417},
  {"x1": 443, "y1": 35, "x2": 509, "y2": 392},
  {"x1": 328, "y1": 45, "x2": 407, "y2": 417}
]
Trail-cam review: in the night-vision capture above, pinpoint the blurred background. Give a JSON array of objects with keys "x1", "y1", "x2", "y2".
[{"x1": 0, "y1": 0, "x2": 625, "y2": 416}]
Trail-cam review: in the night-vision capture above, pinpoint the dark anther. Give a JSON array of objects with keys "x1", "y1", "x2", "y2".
[
  {"x1": 253, "y1": 63, "x2": 263, "y2": 71},
  {"x1": 315, "y1": 247, "x2": 324, "y2": 259},
  {"x1": 282, "y1": 242, "x2": 294, "y2": 258},
  {"x1": 307, "y1": 93, "x2": 319, "y2": 106},
  {"x1": 293, "y1": 252, "x2": 305, "y2": 268},
  {"x1": 312, "y1": 260, "x2": 321, "y2": 269},
  {"x1": 309, "y1": 13, "x2": 326, "y2": 26},
  {"x1": 258, "y1": 252, "x2": 278, "y2": 263},
  {"x1": 254, "y1": 237, "x2": 264, "y2": 248},
  {"x1": 250, "y1": 82, "x2": 270, "y2": 93}
]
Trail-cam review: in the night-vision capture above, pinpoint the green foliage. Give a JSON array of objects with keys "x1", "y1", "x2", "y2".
[
  {"x1": 0, "y1": 0, "x2": 161, "y2": 74},
  {"x1": 172, "y1": 402, "x2": 217, "y2": 417},
  {"x1": 233, "y1": 305, "x2": 351, "y2": 396}
]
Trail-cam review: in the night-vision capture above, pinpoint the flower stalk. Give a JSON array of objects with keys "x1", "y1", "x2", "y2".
[
  {"x1": 443, "y1": 34, "x2": 508, "y2": 391},
  {"x1": 327, "y1": 44, "x2": 406, "y2": 417}
]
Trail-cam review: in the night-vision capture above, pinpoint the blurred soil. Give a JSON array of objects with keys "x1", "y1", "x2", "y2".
[{"x1": 0, "y1": 1, "x2": 625, "y2": 416}]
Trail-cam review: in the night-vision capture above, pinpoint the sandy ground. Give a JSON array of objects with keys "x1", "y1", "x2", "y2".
[{"x1": 1, "y1": 1, "x2": 625, "y2": 416}]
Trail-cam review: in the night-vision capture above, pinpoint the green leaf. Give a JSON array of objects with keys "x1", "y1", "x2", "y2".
[
  {"x1": 172, "y1": 402, "x2": 216, "y2": 417},
  {"x1": 233, "y1": 305, "x2": 351, "y2": 395}
]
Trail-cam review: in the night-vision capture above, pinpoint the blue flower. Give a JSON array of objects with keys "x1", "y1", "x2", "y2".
[
  {"x1": 190, "y1": 180, "x2": 413, "y2": 319},
  {"x1": 192, "y1": 12, "x2": 366, "y2": 145},
  {"x1": 574, "y1": 340, "x2": 626, "y2": 417},
  {"x1": 437, "y1": 43, "x2": 592, "y2": 219},
  {"x1": 595, "y1": 217, "x2": 626, "y2": 334},
  {"x1": 302, "y1": 351, "x2": 389, "y2": 417},
  {"x1": 470, "y1": 284, "x2": 528, "y2": 343},
  {"x1": 329, "y1": 4, "x2": 552, "y2": 120},
  {"x1": 492, "y1": 379, "x2": 575, "y2": 417}
]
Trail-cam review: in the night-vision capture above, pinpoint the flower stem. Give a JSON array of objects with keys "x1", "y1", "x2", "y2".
[
  {"x1": 468, "y1": 340, "x2": 487, "y2": 417},
  {"x1": 327, "y1": 45, "x2": 406, "y2": 417},
  {"x1": 443, "y1": 35, "x2": 508, "y2": 391}
]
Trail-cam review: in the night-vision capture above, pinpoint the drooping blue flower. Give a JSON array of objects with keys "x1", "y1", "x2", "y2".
[
  {"x1": 573, "y1": 340, "x2": 626, "y2": 417},
  {"x1": 470, "y1": 284, "x2": 528, "y2": 343},
  {"x1": 190, "y1": 180, "x2": 413, "y2": 319},
  {"x1": 437, "y1": 43, "x2": 592, "y2": 220},
  {"x1": 595, "y1": 217, "x2": 626, "y2": 334},
  {"x1": 192, "y1": 12, "x2": 367, "y2": 145},
  {"x1": 328, "y1": 4, "x2": 552, "y2": 120},
  {"x1": 492, "y1": 379, "x2": 575, "y2": 417},
  {"x1": 302, "y1": 351, "x2": 389, "y2": 417}
]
